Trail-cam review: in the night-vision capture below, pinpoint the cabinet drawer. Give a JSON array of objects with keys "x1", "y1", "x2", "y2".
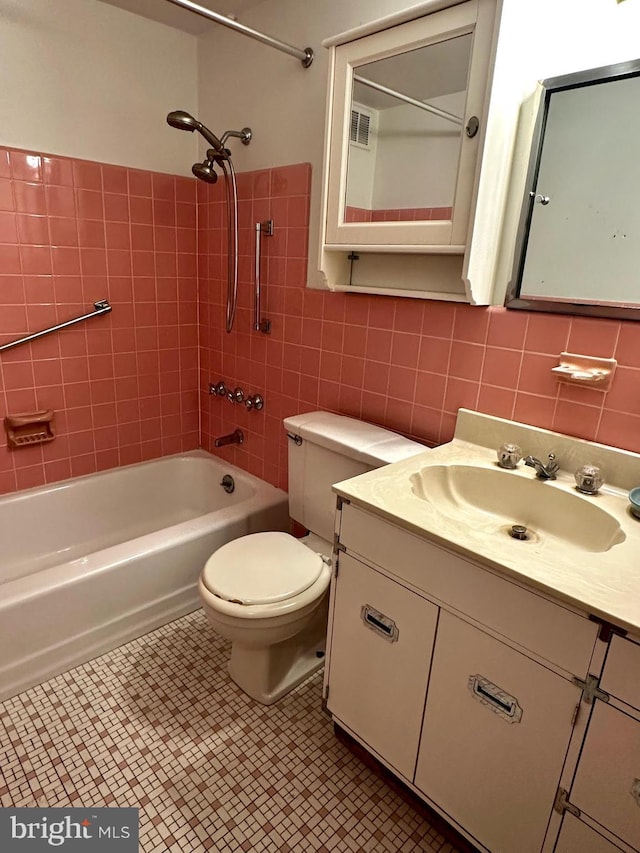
[
  {"x1": 339, "y1": 502, "x2": 597, "y2": 676},
  {"x1": 327, "y1": 553, "x2": 438, "y2": 781},
  {"x1": 570, "y1": 702, "x2": 640, "y2": 850},
  {"x1": 555, "y1": 814, "x2": 626, "y2": 853},
  {"x1": 601, "y1": 635, "x2": 640, "y2": 711},
  {"x1": 415, "y1": 611, "x2": 581, "y2": 853}
]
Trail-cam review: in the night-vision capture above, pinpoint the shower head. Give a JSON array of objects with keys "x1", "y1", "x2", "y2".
[
  {"x1": 192, "y1": 160, "x2": 218, "y2": 184},
  {"x1": 167, "y1": 109, "x2": 199, "y2": 131},
  {"x1": 167, "y1": 110, "x2": 224, "y2": 152}
]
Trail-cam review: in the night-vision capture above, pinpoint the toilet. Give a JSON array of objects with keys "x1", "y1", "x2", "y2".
[{"x1": 198, "y1": 411, "x2": 425, "y2": 704}]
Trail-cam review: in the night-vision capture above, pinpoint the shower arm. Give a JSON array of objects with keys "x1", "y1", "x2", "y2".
[
  {"x1": 221, "y1": 128, "x2": 252, "y2": 147},
  {"x1": 163, "y1": 0, "x2": 314, "y2": 67}
]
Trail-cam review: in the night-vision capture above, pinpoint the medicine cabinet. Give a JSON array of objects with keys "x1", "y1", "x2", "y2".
[
  {"x1": 506, "y1": 58, "x2": 640, "y2": 321},
  {"x1": 319, "y1": 0, "x2": 500, "y2": 301}
]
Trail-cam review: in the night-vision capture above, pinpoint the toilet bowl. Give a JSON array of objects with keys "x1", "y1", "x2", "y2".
[
  {"x1": 199, "y1": 411, "x2": 426, "y2": 705},
  {"x1": 199, "y1": 530, "x2": 332, "y2": 705}
]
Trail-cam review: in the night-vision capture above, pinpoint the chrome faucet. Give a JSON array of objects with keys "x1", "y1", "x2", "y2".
[
  {"x1": 214, "y1": 429, "x2": 244, "y2": 447},
  {"x1": 524, "y1": 453, "x2": 559, "y2": 480}
]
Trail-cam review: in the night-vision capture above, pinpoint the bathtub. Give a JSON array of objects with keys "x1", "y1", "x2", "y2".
[{"x1": 0, "y1": 450, "x2": 289, "y2": 702}]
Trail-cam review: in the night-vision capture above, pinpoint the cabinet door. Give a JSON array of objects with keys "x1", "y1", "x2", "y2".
[
  {"x1": 601, "y1": 635, "x2": 640, "y2": 712},
  {"x1": 555, "y1": 814, "x2": 626, "y2": 853},
  {"x1": 327, "y1": 553, "x2": 438, "y2": 780},
  {"x1": 570, "y1": 701, "x2": 640, "y2": 851},
  {"x1": 324, "y1": 0, "x2": 497, "y2": 250},
  {"x1": 415, "y1": 610, "x2": 580, "y2": 853}
]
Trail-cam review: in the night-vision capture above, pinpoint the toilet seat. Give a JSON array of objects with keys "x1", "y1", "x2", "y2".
[{"x1": 202, "y1": 531, "x2": 324, "y2": 606}]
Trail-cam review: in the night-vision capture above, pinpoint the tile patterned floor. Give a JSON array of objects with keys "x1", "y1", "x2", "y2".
[{"x1": 0, "y1": 610, "x2": 461, "y2": 852}]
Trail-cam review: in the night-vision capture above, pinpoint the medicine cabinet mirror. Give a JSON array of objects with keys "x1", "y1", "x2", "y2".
[
  {"x1": 323, "y1": 0, "x2": 495, "y2": 251},
  {"x1": 506, "y1": 58, "x2": 640, "y2": 321}
]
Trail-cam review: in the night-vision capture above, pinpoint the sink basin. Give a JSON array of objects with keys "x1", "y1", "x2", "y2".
[{"x1": 410, "y1": 464, "x2": 625, "y2": 553}]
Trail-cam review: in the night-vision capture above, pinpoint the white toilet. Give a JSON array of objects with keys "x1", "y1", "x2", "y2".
[{"x1": 198, "y1": 411, "x2": 425, "y2": 705}]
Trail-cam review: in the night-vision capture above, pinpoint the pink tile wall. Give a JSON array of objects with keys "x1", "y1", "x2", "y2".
[
  {"x1": 345, "y1": 205, "x2": 453, "y2": 223},
  {"x1": 2, "y1": 151, "x2": 640, "y2": 499},
  {"x1": 0, "y1": 147, "x2": 199, "y2": 495},
  {"x1": 200, "y1": 163, "x2": 640, "y2": 492}
]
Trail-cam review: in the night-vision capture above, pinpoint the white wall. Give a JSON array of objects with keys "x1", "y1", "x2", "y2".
[
  {"x1": 0, "y1": 0, "x2": 198, "y2": 175},
  {"x1": 197, "y1": 0, "x2": 640, "y2": 293},
  {"x1": 488, "y1": 0, "x2": 640, "y2": 302},
  {"x1": 196, "y1": 0, "x2": 437, "y2": 286},
  {"x1": 373, "y1": 91, "x2": 464, "y2": 209}
]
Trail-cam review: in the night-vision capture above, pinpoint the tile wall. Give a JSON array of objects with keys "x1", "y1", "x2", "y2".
[
  {"x1": 1, "y1": 149, "x2": 640, "y2": 498},
  {"x1": 345, "y1": 206, "x2": 454, "y2": 222},
  {"x1": 200, "y1": 164, "x2": 640, "y2": 492},
  {"x1": 0, "y1": 147, "x2": 199, "y2": 494}
]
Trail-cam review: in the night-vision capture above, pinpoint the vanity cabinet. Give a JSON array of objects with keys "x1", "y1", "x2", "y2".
[
  {"x1": 415, "y1": 610, "x2": 581, "y2": 853},
  {"x1": 325, "y1": 501, "x2": 605, "y2": 853},
  {"x1": 326, "y1": 552, "x2": 438, "y2": 780},
  {"x1": 555, "y1": 815, "x2": 627, "y2": 853},
  {"x1": 556, "y1": 635, "x2": 640, "y2": 852}
]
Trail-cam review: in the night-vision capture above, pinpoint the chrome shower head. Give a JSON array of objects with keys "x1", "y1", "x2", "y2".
[
  {"x1": 167, "y1": 109, "x2": 199, "y2": 131},
  {"x1": 192, "y1": 160, "x2": 218, "y2": 184},
  {"x1": 167, "y1": 109, "x2": 224, "y2": 152}
]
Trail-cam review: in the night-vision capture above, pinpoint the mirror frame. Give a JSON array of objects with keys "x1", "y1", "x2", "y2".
[
  {"x1": 323, "y1": 0, "x2": 494, "y2": 251},
  {"x1": 506, "y1": 57, "x2": 640, "y2": 321}
]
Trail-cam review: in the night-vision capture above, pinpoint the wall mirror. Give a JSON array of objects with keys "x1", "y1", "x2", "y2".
[
  {"x1": 323, "y1": 0, "x2": 495, "y2": 251},
  {"x1": 345, "y1": 35, "x2": 470, "y2": 225},
  {"x1": 506, "y1": 58, "x2": 640, "y2": 321}
]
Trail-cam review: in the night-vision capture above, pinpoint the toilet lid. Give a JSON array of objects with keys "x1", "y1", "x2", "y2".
[{"x1": 202, "y1": 531, "x2": 325, "y2": 605}]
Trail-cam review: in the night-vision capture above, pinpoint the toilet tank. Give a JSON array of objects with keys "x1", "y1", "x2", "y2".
[{"x1": 283, "y1": 412, "x2": 426, "y2": 544}]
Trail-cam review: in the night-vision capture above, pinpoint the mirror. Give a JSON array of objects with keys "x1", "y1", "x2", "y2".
[
  {"x1": 323, "y1": 0, "x2": 494, "y2": 250},
  {"x1": 506, "y1": 58, "x2": 640, "y2": 320},
  {"x1": 345, "y1": 35, "x2": 471, "y2": 224}
]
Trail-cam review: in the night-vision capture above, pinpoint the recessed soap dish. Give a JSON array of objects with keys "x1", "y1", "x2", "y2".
[{"x1": 4, "y1": 410, "x2": 55, "y2": 448}]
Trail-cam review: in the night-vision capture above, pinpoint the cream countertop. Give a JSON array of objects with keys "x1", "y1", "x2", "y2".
[{"x1": 332, "y1": 410, "x2": 640, "y2": 636}]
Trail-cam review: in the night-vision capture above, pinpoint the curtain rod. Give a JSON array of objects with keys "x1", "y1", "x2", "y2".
[
  {"x1": 164, "y1": 0, "x2": 313, "y2": 67},
  {"x1": 353, "y1": 75, "x2": 462, "y2": 126}
]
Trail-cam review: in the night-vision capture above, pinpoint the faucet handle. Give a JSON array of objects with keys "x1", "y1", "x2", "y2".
[
  {"x1": 575, "y1": 464, "x2": 604, "y2": 494},
  {"x1": 497, "y1": 442, "x2": 522, "y2": 469},
  {"x1": 245, "y1": 394, "x2": 264, "y2": 411},
  {"x1": 227, "y1": 387, "x2": 245, "y2": 404},
  {"x1": 210, "y1": 380, "x2": 228, "y2": 397}
]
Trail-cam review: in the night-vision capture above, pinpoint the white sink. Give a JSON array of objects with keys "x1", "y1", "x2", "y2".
[{"x1": 410, "y1": 464, "x2": 625, "y2": 553}]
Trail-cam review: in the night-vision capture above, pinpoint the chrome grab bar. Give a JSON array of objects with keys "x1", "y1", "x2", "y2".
[
  {"x1": 0, "y1": 300, "x2": 112, "y2": 353},
  {"x1": 254, "y1": 220, "x2": 273, "y2": 334}
]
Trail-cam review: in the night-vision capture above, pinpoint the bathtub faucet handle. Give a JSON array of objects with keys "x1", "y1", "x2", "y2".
[
  {"x1": 245, "y1": 394, "x2": 264, "y2": 411},
  {"x1": 210, "y1": 381, "x2": 228, "y2": 397},
  {"x1": 227, "y1": 387, "x2": 245, "y2": 404}
]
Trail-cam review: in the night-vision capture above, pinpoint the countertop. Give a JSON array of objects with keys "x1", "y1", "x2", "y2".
[{"x1": 332, "y1": 410, "x2": 640, "y2": 636}]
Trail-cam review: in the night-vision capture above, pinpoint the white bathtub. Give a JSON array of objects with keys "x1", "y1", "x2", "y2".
[{"x1": 0, "y1": 450, "x2": 289, "y2": 701}]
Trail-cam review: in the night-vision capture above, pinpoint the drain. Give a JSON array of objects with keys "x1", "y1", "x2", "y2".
[
  {"x1": 220, "y1": 474, "x2": 235, "y2": 494},
  {"x1": 501, "y1": 523, "x2": 539, "y2": 543},
  {"x1": 509, "y1": 524, "x2": 528, "y2": 540}
]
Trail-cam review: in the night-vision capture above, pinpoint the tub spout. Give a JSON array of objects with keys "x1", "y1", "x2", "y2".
[{"x1": 214, "y1": 429, "x2": 244, "y2": 447}]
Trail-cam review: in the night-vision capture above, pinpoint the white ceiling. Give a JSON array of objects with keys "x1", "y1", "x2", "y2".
[{"x1": 98, "y1": 0, "x2": 266, "y2": 35}]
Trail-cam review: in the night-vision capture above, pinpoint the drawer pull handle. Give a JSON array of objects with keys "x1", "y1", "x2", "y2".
[
  {"x1": 468, "y1": 674, "x2": 523, "y2": 724},
  {"x1": 632, "y1": 778, "x2": 640, "y2": 807},
  {"x1": 361, "y1": 605, "x2": 399, "y2": 643}
]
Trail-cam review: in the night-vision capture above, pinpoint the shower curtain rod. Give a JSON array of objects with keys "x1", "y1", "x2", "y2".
[
  {"x1": 353, "y1": 74, "x2": 463, "y2": 126},
  {"x1": 164, "y1": 0, "x2": 314, "y2": 67}
]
